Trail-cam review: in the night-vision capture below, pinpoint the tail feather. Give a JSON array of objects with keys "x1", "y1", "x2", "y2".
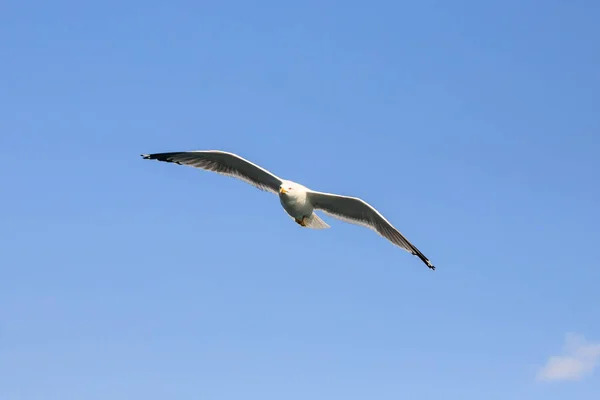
[{"x1": 303, "y1": 212, "x2": 330, "y2": 229}]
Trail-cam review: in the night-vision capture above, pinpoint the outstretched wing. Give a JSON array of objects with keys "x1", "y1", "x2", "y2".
[
  {"x1": 307, "y1": 191, "x2": 435, "y2": 270},
  {"x1": 141, "y1": 150, "x2": 283, "y2": 194}
]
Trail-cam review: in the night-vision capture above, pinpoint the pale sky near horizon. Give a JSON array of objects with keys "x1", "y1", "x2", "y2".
[{"x1": 1, "y1": 1, "x2": 599, "y2": 399}]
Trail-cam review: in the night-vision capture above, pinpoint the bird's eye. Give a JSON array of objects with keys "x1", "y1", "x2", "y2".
[{"x1": 288, "y1": 187, "x2": 292, "y2": 190}]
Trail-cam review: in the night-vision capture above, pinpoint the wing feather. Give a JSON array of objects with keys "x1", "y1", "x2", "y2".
[
  {"x1": 308, "y1": 191, "x2": 435, "y2": 270},
  {"x1": 141, "y1": 150, "x2": 282, "y2": 193}
]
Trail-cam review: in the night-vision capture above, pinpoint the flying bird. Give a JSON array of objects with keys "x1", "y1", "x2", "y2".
[{"x1": 141, "y1": 150, "x2": 435, "y2": 270}]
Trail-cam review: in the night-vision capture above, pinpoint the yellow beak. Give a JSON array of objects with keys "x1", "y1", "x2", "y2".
[{"x1": 279, "y1": 187, "x2": 287, "y2": 194}]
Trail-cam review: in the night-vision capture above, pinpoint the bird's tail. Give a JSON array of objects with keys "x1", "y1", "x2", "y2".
[{"x1": 303, "y1": 212, "x2": 330, "y2": 229}]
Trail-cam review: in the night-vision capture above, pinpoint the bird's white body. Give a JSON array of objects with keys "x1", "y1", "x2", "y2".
[
  {"x1": 278, "y1": 181, "x2": 330, "y2": 229},
  {"x1": 141, "y1": 150, "x2": 436, "y2": 270},
  {"x1": 280, "y1": 188, "x2": 311, "y2": 220},
  {"x1": 278, "y1": 181, "x2": 312, "y2": 220}
]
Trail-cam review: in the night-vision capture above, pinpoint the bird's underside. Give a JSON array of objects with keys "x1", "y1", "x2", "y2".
[
  {"x1": 141, "y1": 150, "x2": 436, "y2": 270},
  {"x1": 290, "y1": 213, "x2": 330, "y2": 230}
]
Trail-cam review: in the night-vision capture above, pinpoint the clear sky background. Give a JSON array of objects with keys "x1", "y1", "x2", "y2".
[{"x1": 1, "y1": 1, "x2": 599, "y2": 399}]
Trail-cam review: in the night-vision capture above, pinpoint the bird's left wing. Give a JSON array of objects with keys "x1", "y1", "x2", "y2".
[
  {"x1": 307, "y1": 190, "x2": 435, "y2": 270},
  {"x1": 141, "y1": 150, "x2": 283, "y2": 194}
]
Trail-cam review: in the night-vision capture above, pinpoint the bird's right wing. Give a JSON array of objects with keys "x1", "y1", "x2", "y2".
[
  {"x1": 308, "y1": 190, "x2": 435, "y2": 270},
  {"x1": 141, "y1": 150, "x2": 283, "y2": 194}
]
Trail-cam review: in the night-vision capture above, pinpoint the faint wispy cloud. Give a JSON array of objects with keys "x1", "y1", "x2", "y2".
[{"x1": 536, "y1": 333, "x2": 600, "y2": 382}]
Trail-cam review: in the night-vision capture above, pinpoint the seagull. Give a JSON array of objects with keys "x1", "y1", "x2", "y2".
[{"x1": 141, "y1": 150, "x2": 435, "y2": 270}]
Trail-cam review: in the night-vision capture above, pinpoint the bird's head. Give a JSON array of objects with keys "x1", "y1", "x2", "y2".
[{"x1": 279, "y1": 181, "x2": 298, "y2": 195}]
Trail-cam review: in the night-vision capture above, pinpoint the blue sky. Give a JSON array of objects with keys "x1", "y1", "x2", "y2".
[{"x1": 1, "y1": 0, "x2": 599, "y2": 399}]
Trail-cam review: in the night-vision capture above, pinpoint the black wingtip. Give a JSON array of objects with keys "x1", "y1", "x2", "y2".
[
  {"x1": 412, "y1": 250, "x2": 436, "y2": 271},
  {"x1": 141, "y1": 154, "x2": 151, "y2": 159}
]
